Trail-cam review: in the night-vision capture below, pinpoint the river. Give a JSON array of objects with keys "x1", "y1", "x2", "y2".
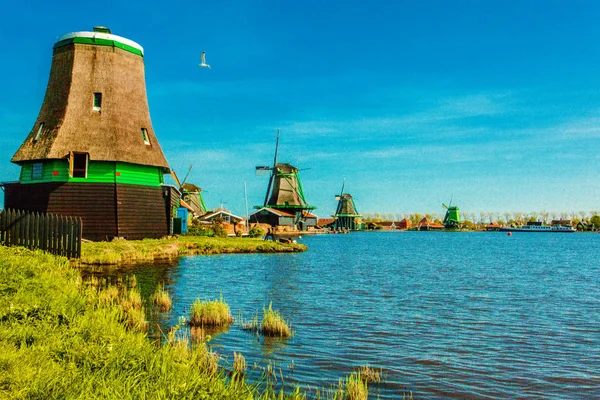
[{"x1": 106, "y1": 231, "x2": 600, "y2": 399}]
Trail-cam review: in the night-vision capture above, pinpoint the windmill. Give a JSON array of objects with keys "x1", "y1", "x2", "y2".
[
  {"x1": 253, "y1": 131, "x2": 316, "y2": 229},
  {"x1": 332, "y1": 178, "x2": 362, "y2": 230},
  {"x1": 171, "y1": 164, "x2": 208, "y2": 216},
  {"x1": 442, "y1": 197, "x2": 461, "y2": 229}
]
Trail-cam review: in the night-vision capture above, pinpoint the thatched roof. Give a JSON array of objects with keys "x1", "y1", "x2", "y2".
[
  {"x1": 334, "y1": 193, "x2": 360, "y2": 216},
  {"x1": 267, "y1": 163, "x2": 306, "y2": 207},
  {"x1": 12, "y1": 30, "x2": 169, "y2": 170}
]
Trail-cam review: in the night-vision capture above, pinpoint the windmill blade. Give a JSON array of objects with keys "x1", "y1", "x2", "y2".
[
  {"x1": 272, "y1": 130, "x2": 280, "y2": 170},
  {"x1": 339, "y1": 177, "x2": 346, "y2": 198},
  {"x1": 263, "y1": 130, "x2": 280, "y2": 207},
  {"x1": 442, "y1": 204, "x2": 448, "y2": 209},
  {"x1": 170, "y1": 170, "x2": 182, "y2": 189},
  {"x1": 255, "y1": 166, "x2": 271, "y2": 176},
  {"x1": 180, "y1": 164, "x2": 193, "y2": 187}
]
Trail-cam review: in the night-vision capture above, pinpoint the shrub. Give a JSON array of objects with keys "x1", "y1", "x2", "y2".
[
  {"x1": 212, "y1": 224, "x2": 228, "y2": 238},
  {"x1": 248, "y1": 226, "x2": 265, "y2": 238}
]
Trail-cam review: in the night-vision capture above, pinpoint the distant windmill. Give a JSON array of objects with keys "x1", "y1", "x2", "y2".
[
  {"x1": 252, "y1": 131, "x2": 316, "y2": 229},
  {"x1": 332, "y1": 178, "x2": 362, "y2": 230},
  {"x1": 171, "y1": 164, "x2": 208, "y2": 216},
  {"x1": 442, "y1": 197, "x2": 461, "y2": 229}
]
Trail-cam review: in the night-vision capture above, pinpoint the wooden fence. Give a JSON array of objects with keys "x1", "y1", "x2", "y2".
[{"x1": 0, "y1": 209, "x2": 82, "y2": 258}]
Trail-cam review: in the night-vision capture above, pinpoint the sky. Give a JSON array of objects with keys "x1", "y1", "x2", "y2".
[{"x1": 1, "y1": 0, "x2": 599, "y2": 218}]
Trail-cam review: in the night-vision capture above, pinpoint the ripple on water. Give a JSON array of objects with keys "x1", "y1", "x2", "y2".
[{"x1": 98, "y1": 232, "x2": 600, "y2": 399}]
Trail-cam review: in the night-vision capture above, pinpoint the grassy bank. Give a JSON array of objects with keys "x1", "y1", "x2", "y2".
[
  {"x1": 78, "y1": 236, "x2": 307, "y2": 265},
  {"x1": 0, "y1": 246, "x2": 378, "y2": 399},
  {"x1": 0, "y1": 246, "x2": 258, "y2": 398}
]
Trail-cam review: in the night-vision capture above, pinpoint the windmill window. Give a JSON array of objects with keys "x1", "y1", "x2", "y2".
[
  {"x1": 141, "y1": 128, "x2": 150, "y2": 145},
  {"x1": 34, "y1": 123, "x2": 44, "y2": 142},
  {"x1": 31, "y1": 163, "x2": 43, "y2": 180},
  {"x1": 93, "y1": 92, "x2": 102, "y2": 111},
  {"x1": 70, "y1": 152, "x2": 88, "y2": 178}
]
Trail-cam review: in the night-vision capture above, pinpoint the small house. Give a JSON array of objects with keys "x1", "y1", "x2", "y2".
[{"x1": 417, "y1": 217, "x2": 444, "y2": 231}]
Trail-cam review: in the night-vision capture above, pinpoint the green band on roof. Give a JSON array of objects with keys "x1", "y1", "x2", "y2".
[{"x1": 54, "y1": 37, "x2": 144, "y2": 57}]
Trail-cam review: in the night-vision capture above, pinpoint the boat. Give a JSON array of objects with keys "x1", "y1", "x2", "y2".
[{"x1": 499, "y1": 221, "x2": 576, "y2": 233}]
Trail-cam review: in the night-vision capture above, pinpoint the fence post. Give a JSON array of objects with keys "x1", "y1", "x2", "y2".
[{"x1": 0, "y1": 209, "x2": 82, "y2": 259}]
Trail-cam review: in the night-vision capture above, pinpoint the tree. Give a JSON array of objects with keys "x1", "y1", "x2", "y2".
[{"x1": 590, "y1": 215, "x2": 600, "y2": 229}]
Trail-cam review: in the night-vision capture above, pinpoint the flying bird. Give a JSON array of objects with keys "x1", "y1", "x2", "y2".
[{"x1": 199, "y1": 51, "x2": 211, "y2": 69}]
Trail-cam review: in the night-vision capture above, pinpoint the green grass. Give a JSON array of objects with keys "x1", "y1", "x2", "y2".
[
  {"x1": 0, "y1": 246, "x2": 255, "y2": 398},
  {"x1": 0, "y1": 245, "x2": 384, "y2": 399},
  {"x1": 261, "y1": 303, "x2": 292, "y2": 338},
  {"x1": 77, "y1": 236, "x2": 307, "y2": 265},
  {"x1": 334, "y1": 373, "x2": 369, "y2": 400},
  {"x1": 189, "y1": 295, "x2": 234, "y2": 327},
  {"x1": 151, "y1": 283, "x2": 173, "y2": 312}
]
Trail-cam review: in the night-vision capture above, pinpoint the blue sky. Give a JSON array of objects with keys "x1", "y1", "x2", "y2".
[{"x1": 1, "y1": 1, "x2": 599, "y2": 218}]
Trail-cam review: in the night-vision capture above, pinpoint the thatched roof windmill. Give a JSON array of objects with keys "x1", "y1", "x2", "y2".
[
  {"x1": 251, "y1": 131, "x2": 316, "y2": 229},
  {"x1": 170, "y1": 165, "x2": 208, "y2": 217},
  {"x1": 332, "y1": 179, "x2": 362, "y2": 230},
  {"x1": 3, "y1": 26, "x2": 175, "y2": 240}
]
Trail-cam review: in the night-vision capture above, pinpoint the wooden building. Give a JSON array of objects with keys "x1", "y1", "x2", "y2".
[
  {"x1": 3, "y1": 27, "x2": 173, "y2": 241},
  {"x1": 395, "y1": 218, "x2": 412, "y2": 230},
  {"x1": 417, "y1": 217, "x2": 444, "y2": 231},
  {"x1": 485, "y1": 221, "x2": 501, "y2": 231},
  {"x1": 249, "y1": 207, "x2": 296, "y2": 227},
  {"x1": 200, "y1": 209, "x2": 244, "y2": 225}
]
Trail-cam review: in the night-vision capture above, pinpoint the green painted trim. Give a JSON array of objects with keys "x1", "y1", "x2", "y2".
[
  {"x1": 18, "y1": 161, "x2": 165, "y2": 186},
  {"x1": 54, "y1": 37, "x2": 143, "y2": 57},
  {"x1": 266, "y1": 205, "x2": 317, "y2": 210}
]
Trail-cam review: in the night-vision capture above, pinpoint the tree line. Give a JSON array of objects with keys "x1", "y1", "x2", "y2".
[{"x1": 361, "y1": 211, "x2": 600, "y2": 229}]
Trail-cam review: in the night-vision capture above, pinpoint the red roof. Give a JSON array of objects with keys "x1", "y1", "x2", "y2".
[
  {"x1": 318, "y1": 218, "x2": 334, "y2": 226},
  {"x1": 302, "y1": 211, "x2": 318, "y2": 218},
  {"x1": 418, "y1": 217, "x2": 444, "y2": 228}
]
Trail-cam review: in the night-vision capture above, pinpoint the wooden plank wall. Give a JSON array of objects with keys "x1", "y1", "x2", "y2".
[
  {"x1": 0, "y1": 209, "x2": 82, "y2": 258},
  {"x1": 116, "y1": 184, "x2": 168, "y2": 239},
  {"x1": 4, "y1": 182, "x2": 170, "y2": 241}
]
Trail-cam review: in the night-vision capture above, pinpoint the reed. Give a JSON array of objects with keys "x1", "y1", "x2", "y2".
[
  {"x1": 151, "y1": 283, "x2": 172, "y2": 311},
  {"x1": 357, "y1": 365, "x2": 383, "y2": 383},
  {"x1": 189, "y1": 295, "x2": 234, "y2": 327},
  {"x1": 260, "y1": 303, "x2": 292, "y2": 338},
  {"x1": 233, "y1": 351, "x2": 247, "y2": 376},
  {"x1": 122, "y1": 306, "x2": 148, "y2": 332},
  {"x1": 120, "y1": 287, "x2": 143, "y2": 311},
  {"x1": 98, "y1": 285, "x2": 120, "y2": 305},
  {"x1": 335, "y1": 372, "x2": 368, "y2": 400}
]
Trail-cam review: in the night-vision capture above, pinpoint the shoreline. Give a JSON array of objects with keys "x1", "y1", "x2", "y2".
[{"x1": 75, "y1": 236, "x2": 307, "y2": 266}]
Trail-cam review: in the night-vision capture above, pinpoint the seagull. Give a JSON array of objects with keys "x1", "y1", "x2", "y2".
[{"x1": 199, "y1": 51, "x2": 211, "y2": 69}]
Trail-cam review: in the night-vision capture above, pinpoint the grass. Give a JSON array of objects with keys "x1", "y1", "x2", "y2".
[
  {"x1": 0, "y1": 245, "x2": 384, "y2": 399},
  {"x1": 334, "y1": 373, "x2": 369, "y2": 400},
  {"x1": 151, "y1": 283, "x2": 173, "y2": 311},
  {"x1": 357, "y1": 365, "x2": 383, "y2": 383},
  {"x1": 233, "y1": 351, "x2": 247, "y2": 376},
  {"x1": 77, "y1": 236, "x2": 307, "y2": 266},
  {"x1": 189, "y1": 295, "x2": 234, "y2": 327},
  {"x1": 261, "y1": 303, "x2": 292, "y2": 338},
  {"x1": 0, "y1": 246, "x2": 254, "y2": 398}
]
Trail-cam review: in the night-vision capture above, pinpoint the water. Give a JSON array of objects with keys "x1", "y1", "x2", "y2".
[{"x1": 109, "y1": 232, "x2": 600, "y2": 399}]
